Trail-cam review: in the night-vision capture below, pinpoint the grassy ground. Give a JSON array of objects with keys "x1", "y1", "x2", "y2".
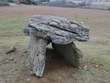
[
  {"x1": 82, "y1": 2, "x2": 110, "y2": 10},
  {"x1": 83, "y1": 5, "x2": 110, "y2": 10},
  {"x1": 0, "y1": 5, "x2": 110, "y2": 83}
]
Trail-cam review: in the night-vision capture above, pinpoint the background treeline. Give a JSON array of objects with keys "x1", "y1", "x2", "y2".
[{"x1": 0, "y1": 0, "x2": 110, "y2": 11}]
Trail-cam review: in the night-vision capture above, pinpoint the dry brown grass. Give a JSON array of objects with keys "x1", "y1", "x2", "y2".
[{"x1": 0, "y1": 5, "x2": 110, "y2": 83}]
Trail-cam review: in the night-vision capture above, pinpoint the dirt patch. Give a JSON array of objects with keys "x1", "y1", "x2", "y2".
[{"x1": 0, "y1": 5, "x2": 110, "y2": 83}]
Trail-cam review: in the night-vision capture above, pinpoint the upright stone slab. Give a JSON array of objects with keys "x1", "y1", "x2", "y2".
[
  {"x1": 52, "y1": 42, "x2": 82, "y2": 67},
  {"x1": 28, "y1": 36, "x2": 47, "y2": 77}
]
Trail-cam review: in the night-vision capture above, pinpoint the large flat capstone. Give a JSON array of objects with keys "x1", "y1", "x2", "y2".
[{"x1": 24, "y1": 15, "x2": 89, "y2": 44}]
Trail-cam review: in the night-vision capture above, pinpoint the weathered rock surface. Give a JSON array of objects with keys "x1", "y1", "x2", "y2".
[
  {"x1": 24, "y1": 15, "x2": 90, "y2": 77},
  {"x1": 28, "y1": 36, "x2": 47, "y2": 77},
  {"x1": 24, "y1": 15, "x2": 89, "y2": 44},
  {"x1": 52, "y1": 42, "x2": 82, "y2": 67}
]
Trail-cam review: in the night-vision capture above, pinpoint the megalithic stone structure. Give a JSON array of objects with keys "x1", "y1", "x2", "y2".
[
  {"x1": 24, "y1": 15, "x2": 90, "y2": 77},
  {"x1": 52, "y1": 42, "x2": 83, "y2": 67}
]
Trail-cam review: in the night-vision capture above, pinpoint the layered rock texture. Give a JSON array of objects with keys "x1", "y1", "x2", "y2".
[{"x1": 24, "y1": 15, "x2": 89, "y2": 77}]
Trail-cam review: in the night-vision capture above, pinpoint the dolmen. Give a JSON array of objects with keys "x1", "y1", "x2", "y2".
[{"x1": 24, "y1": 15, "x2": 89, "y2": 77}]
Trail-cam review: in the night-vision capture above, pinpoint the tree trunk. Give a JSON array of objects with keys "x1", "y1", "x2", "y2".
[{"x1": 28, "y1": 36, "x2": 47, "y2": 77}]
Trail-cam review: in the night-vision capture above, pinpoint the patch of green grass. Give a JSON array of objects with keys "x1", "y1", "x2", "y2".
[
  {"x1": 0, "y1": 6, "x2": 110, "y2": 83},
  {"x1": 0, "y1": 15, "x2": 29, "y2": 51},
  {"x1": 84, "y1": 5, "x2": 110, "y2": 10},
  {"x1": 75, "y1": 44, "x2": 110, "y2": 69},
  {"x1": 0, "y1": 17, "x2": 27, "y2": 35},
  {"x1": 14, "y1": 62, "x2": 26, "y2": 72},
  {"x1": 72, "y1": 66, "x2": 110, "y2": 83}
]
